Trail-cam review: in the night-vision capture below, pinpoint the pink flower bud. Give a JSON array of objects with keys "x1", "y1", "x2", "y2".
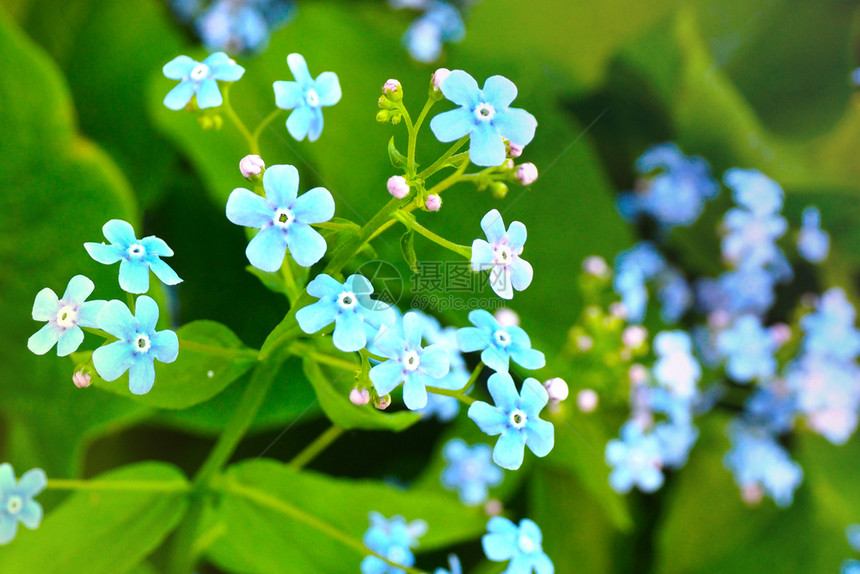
[
  {"x1": 516, "y1": 163, "x2": 538, "y2": 185},
  {"x1": 387, "y1": 175, "x2": 409, "y2": 199},
  {"x1": 508, "y1": 143, "x2": 524, "y2": 158},
  {"x1": 425, "y1": 194, "x2": 442, "y2": 211},
  {"x1": 629, "y1": 364, "x2": 648, "y2": 385},
  {"x1": 771, "y1": 323, "x2": 791, "y2": 346},
  {"x1": 484, "y1": 499, "x2": 503, "y2": 516},
  {"x1": 609, "y1": 302, "x2": 627, "y2": 320},
  {"x1": 375, "y1": 394, "x2": 391, "y2": 410},
  {"x1": 622, "y1": 325, "x2": 648, "y2": 349},
  {"x1": 349, "y1": 388, "x2": 370, "y2": 406},
  {"x1": 576, "y1": 335, "x2": 593, "y2": 351},
  {"x1": 239, "y1": 154, "x2": 265, "y2": 179},
  {"x1": 544, "y1": 377, "x2": 569, "y2": 402},
  {"x1": 494, "y1": 308, "x2": 520, "y2": 327},
  {"x1": 432, "y1": 68, "x2": 451, "y2": 90},
  {"x1": 741, "y1": 483, "x2": 764, "y2": 505},
  {"x1": 73, "y1": 371, "x2": 91, "y2": 389},
  {"x1": 383, "y1": 78, "x2": 401, "y2": 94},
  {"x1": 582, "y1": 256, "x2": 609, "y2": 278},
  {"x1": 502, "y1": 159, "x2": 515, "y2": 169},
  {"x1": 576, "y1": 389, "x2": 598, "y2": 412}
]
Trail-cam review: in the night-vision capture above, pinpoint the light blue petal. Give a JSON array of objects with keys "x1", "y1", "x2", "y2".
[
  {"x1": 96, "y1": 300, "x2": 136, "y2": 340},
  {"x1": 103, "y1": 219, "x2": 137, "y2": 246},
  {"x1": 468, "y1": 401, "x2": 507, "y2": 436},
  {"x1": 469, "y1": 309, "x2": 498, "y2": 331},
  {"x1": 0, "y1": 513, "x2": 18, "y2": 545},
  {"x1": 164, "y1": 81, "x2": 195, "y2": 110},
  {"x1": 314, "y1": 71, "x2": 341, "y2": 106},
  {"x1": 129, "y1": 358, "x2": 156, "y2": 395},
  {"x1": 430, "y1": 107, "x2": 474, "y2": 142},
  {"x1": 506, "y1": 221, "x2": 527, "y2": 250},
  {"x1": 135, "y1": 296, "x2": 160, "y2": 332},
  {"x1": 287, "y1": 53, "x2": 311, "y2": 84},
  {"x1": 118, "y1": 259, "x2": 151, "y2": 294},
  {"x1": 333, "y1": 311, "x2": 367, "y2": 352},
  {"x1": 440, "y1": 70, "x2": 480, "y2": 107},
  {"x1": 493, "y1": 430, "x2": 526, "y2": 470},
  {"x1": 56, "y1": 327, "x2": 84, "y2": 357},
  {"x1": 510, "y1": 258, "x2": 533, "y2": 292},
  {"x1": 286, "y1": 105, "x2": 314, "y2": 140},
  {"x1": 27, "y1": 323, "x2": 60, "y2": 355},
  {"x1": 372, "y1": 323, "x2": 405, "y2": 358},
  {"x1": 489, "y1": 266, "x2": 514, "y2": 300},
  {"x1": 195, "y1": 78, "x2": 223, "y2": 109},
  {"x1": 638, "y1": 467, "x2": 664, "y2": 492},
  {"x1": 419, "y1": 345, "x2": 449, "y2": 378},
  {"x1": 306, "y1": 106, "x2": 325, "y2": 142},
  {"x1": 480, "y1": 209, "x2": 506, "y2": 243},
  {"x1": 17, "y1": 468, "x2": 46, "y2": 498},
  {"x1": 209, "y1": 55, "x2": 244, "y2": 82},
  {"x1": 520, "y1": 377, "x2": 549, "y2": 414},
  {"x1": 403, "y1": 373, "x2": 429, "y2": 410},
  {"x1": 470, "y1": 239, "x2": 494, "y2": 270},
  {"x1": 150, "y1": 330, "x2": 179, "y2": 363},
  {"x1": 61, "y1": 275, "x2": 95, "y2": 304},
  {"x1": 17, "y1": 500, "x2": 42, "y2": 530},
  {"x1": 482, "y1": 532, "x2": 516, "y2": 562},
  {"x1": 403, "y1": 311, "x2": 423, "y2": 349},
  {"x1": 370, "y1": 360, "x2": 405, "y2": 396},
  {"x1": 0, "y1": 463, "x2": 15, "y2": 491},
  {"x1": 511, "y1": 347, "x2": 545, "y2": 370},
  {"x1": 84, "y1": 242, "x2": 123, "y2": 265},
  {"x1": 93, "y1": 340, "x2": 135, "y2": 381},
  {"x1": 293, "y1": 187, "x2": 335, "y2": 224},
  {"x1": 274, "y1": 80, "x2": 303, "y2": 110},
  {"x1": 493, "y1": 108, "x2": 537, "y2": 147},
  {"x1": 532, "y1": 553, "x2": 554, "y2": 574},
  {"x1": 32, "y1": 288, "x2": 58, "y2": 321},
  {"x1": 163, "y1": 55, "x2": 197, "y2": 79},
  {"x1": 306, "y1": 274, "x2": 344, "y2": 298},
  {"x1": 285, "y1": 223, "x2": 327, "y2": 267},
  {"x1": 140, "y1": 236, "x2": 174, "y2": 257},
  {"x1": 227, "y1": 188, "x2": 273, "y2": 229},
  {"x1": 246, "y1": 226, "x2": 287, "y2": 272},
  {"x1": 263, "y1": 164, "x2": 300, "y2": 207},
  {"x1": 526, "y1": 418, "x2": 554, "y2": 458},
  {"x1": 482, "y1": 75, "x2": 518, "y2": 109},
  {"x1": 149, "y1": 258, "x2": 182, "y2": 286},
  {"x1": 296, "y1": 300, "x2": 337, "y2": 334},
  {"x1": 469, "y1": 121, "x2": 506, "y2": 167},
  {"x1": 443, "y1": 438, "x2": 468, "y2": 462},
  {"x1": 457, "y1": 326, "x2": 490, "y2": 353},
  {"x1": 481, "y1": 346, "x2": 510, "y2": 373}
]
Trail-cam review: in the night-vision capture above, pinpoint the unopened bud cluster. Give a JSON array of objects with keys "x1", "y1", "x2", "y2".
[{"x1": 377, "y1": 78, "x2": 404, "y2": 124}]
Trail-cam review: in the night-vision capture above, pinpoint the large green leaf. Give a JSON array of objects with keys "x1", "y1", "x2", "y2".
[{"x1": 0, "y1": 462, "x2": 189, "y2": 574}]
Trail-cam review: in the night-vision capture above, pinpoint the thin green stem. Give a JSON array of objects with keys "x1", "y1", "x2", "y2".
[
  {"x1": 425, "y1": 159, "x2": 471, "y2": 197},
  {"x1": 126, "y1": 292, "x2": 135, "y2": 314},
  {"x1": 251, "y1": 108, "x2": 284, "y2": 147},
  {"x1": 462, "y1": 362, "x2": 484, "y2": 395},
  {"x1": 288, "y1": 425, "x2": 344, "y2": 469},
  {"x1": 395, "y1": 211, "x2": 471, "y2": 259},
  {"x1": 406, "y1": 97, "x2": 434, "y2": 174},
  {"x1": 417, "y1": 137, "x2": 469, "y2": 180},
  {"x1": 289, "y1": 343, "x2": 359, "y2": 372},
  {"x1": 280, "y1": 260, "x2": 301, "y2": 303},
  {"x1": 222, "y1": 85, "x2": 257, "y2": 154},
  {"x1": 425, "y1": 386, "x2": 476, "y2": 405},
  {"x1": 366, "y1": 217, "x2": 398, "y2": 243},
  {"x1": 45, "y1": 479, "x2": 190, "y2": 493}
]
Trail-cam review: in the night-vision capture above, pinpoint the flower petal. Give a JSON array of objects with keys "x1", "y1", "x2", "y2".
[
  {"x1": 403, "y1": 311, "x2": 424, "y2": 349},
  {"x1": 150, "y1": 330, "x2": 179, "y2": 363},
  {"x1": 135, "y1": 296, "x2": 160, "y2": 333},
  {"x1": 520, "y1": 377, "x2": 549, "y2": 414},
  {"x1": 487, "y1": 371, "x2": 518, "y2": 411},
  {"x1": 84, "y1": 242, "x2": 123, "y2": 265},
  {"x1": 246, "y1": 226, "x2": 287, "y2": 272},
  {"x1": 510, "y1": 258, "x2": 533, "y2": 292},
  {"x1": 195, "y1": 78, "x2": 223, "y2": 109},
  {"x1": 306, "y1": 106, "x2": 325, "y2": 142},
  {"x1": 468, "y1": 401, "x2": 506, "y2": 436},
  {"x1": 274, "y1": 81, "x2": 303, "y2": 110},
  {"x1": 27, "y1": 323, "x2": 60, "y2": 355},
  {"x1": 18, "y1": 468, "x2": 47, "y2": 497},
  {"x1": 140, "y1": 236, "x2": 174, "y2": 257},
  {"x1": 32, "y1": 288, "x2": 58, "y2": 321},
  {"x1": 0, "y1": 464, "x2": 15, "y2": 491},
  {"x1": 403, "y1": 373, "x2": 429, "y2": 410},
  {"x1": 286, "y1": 223, "x2": 327, "y2": 267},
  {"x1": 481, "y1": 346, "x2": 511, "y2": 373},
  {"x1": 489, "y1": 266, "x2": 514, "y2": 300},
  {"x1": 493, "y1": 430, "x2": 526, "y2": 470},
  {"x1": 97, "y1": 300, "x2": 137, "y2": 340},
  {"x1": 314, "y1": 71, "x2": 341, "y2": 106},
  {"x1": 118, "y1": 259, "x2": 151, "y2": 294},
  {"x1": 419, "y1": 344, "x2": 450, "y2": 379},
  {"x1": 163, "y1": 81, "x2": 195, "y2": 110},
  {"x1": 457, "y1": 326, "x2": 490, "y2": 353},
  {"x1": 61, "y1": 275, "x2": 95, "y2": 304},
  {"x1": 493, "y1": 108, "x2": 537, "y2": 147},
  {"x1": 227, "y1": 187, "x2": 274, "y2": 228},
  {"x1": 471, "y1": 238, "x2": 494, "y2": 270},
  {"x1": 149, "y1": 258, "x2": 183, "y2": 286},
  {"x1": 103, "y1": 219, "x2": 137, "y2": 246},
  {"x1": 370, "y1": 359, "x2": 405, "y2": 396},
  {"x1": 287, "y1": 53, "x2": 311, "y2": 84},
  {"x1": 293, "y1": 187, "x2": 335, "y2": 224},
  {"x1": 469, "y1": 309, "x2": 499, "y2": 332},
  {"x1": 525, "y1": 418, "x2": 554, "y2": 458},
  {"x1": 17, "y1": 500, "x2": 43, "y2": 530},
  {"x1": 56, "y1": 327, "x2": 84, "y2": 357},
  {"x1": 482, "y1": 75, "x2": 518, "y2": 109},
  {"x1": 128, "y1": 358, "x2": 156, "y2": 395},
  {"x1": 480, "y1": 209, "x2": 506, "y2": 243},
  {"x1": 296, "y1": 300, "x2": 337, "y2": 334},
  {"x1": 469, "y1": 121, "x2": 506, "y2": 167},
  {"x1": 163, "y1": 55, "x2": 197, "y2": 79},
  {"x1": 0, "y1": 513, "x2": 19, "y2": 545},
  {"x1": 430, "y1": 107, "x2": 474, "y2": 143},
  {"x1": 333, "y1": 311, "x2": 367, "y2": 352},
  {"x1": 263, "y1": 164, "x2": 300, "y2": 207},
  {"x1": 511, "y1": 347, "x2": 545, "y2": 370},
  {"x1": 482, "y1": 529, "x2": 516, "y2": 561},
  {"x1": 440, "y1": 70, "x2": 480, "y2": 107},
  {"x1": 93, "y1": 340, "x2": 135, "y2": 381},
  {"x1": 286, "y1": 105, "x2": 313, "y2": 140},
  {"x1": 506, "y1": 221, "x2": 527, "y2": 250}
]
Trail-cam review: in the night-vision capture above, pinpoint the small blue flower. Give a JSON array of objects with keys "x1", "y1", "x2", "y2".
[
  {"x1": 434, "y1": 554, "x2": 462, "y2": 574},
  {"x1": 226, "y1": 164, "x2": 334, "y2": 270},
  {"x1": 612, "y1": 241, "x2": 666, "y2": 323},
  {"x1": 370, "y1": 311, "x2": 451, "y2": 410},
  {"x1": 85, "y1": 220, "x2": 183, "y2": 295},
  {"x1": 652, "y1": 331, "x2": 701, "y2": 402},
  {"x1": 192, "y1": 0, "x2": 297, "y2": 54},
  {"x1": 656, "y1": 269, "x2": 692, "y2": 324},
  {"x1": 842, "y1": 559, "x2": 860, "y2": 574},
  {"x1": 416, "y1": 314, "x2": 470, "y2": 422},
  {"x1": 361, "y1": 512, "x2": 427, "y2": 574},
  {"x1": 273, "y1": 53, "x2": 341, "y2": 142},
  {"x1": 296, "y1": 274, "x2": 395, "y2": 352},
  {"x1": 471, "y1": 209, "x2": 533, "y2": 300},
  {"x1": 797, "y1": 207, "x2": 830, "y2": 264},
  {"x1": 441, "y1": 439, "x2": 503, "y2": 506},
  {"x1": 717, "y1": 315, "x2": 780, "y2": 383},
  {"x1": 0, "y1": 464, "x2": 46, "y2": 545},
  {"x1": 27, "y1": 275, "x2": 106, "y2": 357},
  {"x1": 605, "y1": 422, "x2": 664, "y2": 493},
  {"x1": 745, "y1": 382, "x2": 796, "y2": 434},
  {"x1": 721, "y1": 205, "x2": 787, "y2": 270},
  {"x1": 800, "y1": 288, "x2": 860, "y2": 362},
  {"x1": 468, "y1": 372, "x2": 554, "y2": 470},
  {"x1": 482, "y1": 517, "x2": 554, "y2": 574},
  {"x1": 846, "y1": 523, "x2": 860, "y2": 552},
  {"x1": 162, "y1": 52, "x2": 245, "y2": 110},
  {"x1": 403, "y1": 2, "x2": 465, "y2": 63},
  {"x1": 653, "y1": 421, "x2": 698, "y2": 468},
  {"x1": 457, "y1": 309, "x2": 545, "y2": 373},
  {"x1": 724, "y1": 168, "x2": 784, "y2": 216},
  {"x1": 92, "y1": 296, "x2": 179, "y2": 395},
  {"x1": 430, "y1": 70, "x2": 537, "y2": 167}
]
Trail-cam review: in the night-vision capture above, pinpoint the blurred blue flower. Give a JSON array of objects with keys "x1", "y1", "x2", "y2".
[
  {"x1": 471, "y1": 209, "x2": 533, "y2": 299},
  {"x1": 191, "y1": 0, "x2": 296, "y2": 54},
  {"x1": 92, "y1": 296, "x2": 179, "y2": 395},
  {"x1": 724, "y1": 168, "x2": 784, "y2": 216},
  {"x1": 370, "y1": 311, "x2": 450, "y2": 410},
  {"x1": 721, "y1": 205, "x2": 787, "y2": 270},
  {"x1": 847, "y1": 523, "x2": 860, "y2": 552},
  {"x1": 717, "y1": 315, "x2": 780, "y2": 383},
  {"x1": 361, "y1": 512, "x2": 427, "y2": 574},
  {"x1": 843, "y1": 560, "x2": 860, "y2": 574},
  {"x1": 656, "y1": 270, "x2": 692, "y2": 324},
  {"x1": 696, "y1": 267, "x2": 777, "y2": 318},
  {"x1": 800, "y1": 288, "x2": 860, "y2": 362},
  {"x1": 468, "y1": 372, "x2": 554, "y2": 470},
  {"x1": 27, "y1": 275, "x2": 106, "y2": 357},
  {"x1": 745, "y1": 382, "x2": 796, "y2": 435},
  {"x1": 457, "y1": 309, "x2": 545, "y2": 373},
  {"x1": 430, "y1": 70, "x2": 537, "y2": 167},
  {"x1": 434, "y1": 554, "x2": 462, "y2": 574},
  {"x1": 653, "y1": 421, "x2": 698, "y2": 468},
  {"x1": 162, "y1": 52, "x2": 245, "y2": 110},
  {"x1": 605, "y1": 421, "x2": 664, "y2": 493},
  {"x1": 0, "y1": 464, "x2": 46, "y2": 545},
  {"x1": 441, "y1": 439, "x2": 503, "y2": 506},
  {"x1": 296, "y1": 274, "x2": 395, "y2": 352},
  {"x1": 653, "y1": 331, "x2": 701, "y2": 402},
  {"x1": 273, "y1": 53, "x2": 341, "y2": 142},
  {"x1": 482, "y1": 517, "x2": 553, "y2": 574},
  {"x1": 612, "y1": 242, "x2": 666, "y2": 322},
  {"x1": 796, "y1": 206, "x2": 830, "y2": 264},
  {"x1": 403, "y1": 2, "x2": 465, "y2": 63},
  {"x1": 226, "y1": 164, "x2": 334, "y2": 270},
  {"x1": 85, "y1": 219, "x2": 183, "y2": 294},
  {"x1": 415, "y1": 315, "x2": 470, "y2": 421}
]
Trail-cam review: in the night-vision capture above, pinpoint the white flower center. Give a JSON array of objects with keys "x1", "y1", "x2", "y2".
[
  {"x1": 493, "y1": 329, "x2": 511, "y2": 347},
  {"x1": 474, "y1": 102, "x2": 495, "y2": 121},
  {"x1": 56, "y1": 305, "x2": 79, "y2": 329},
  {"x1": 127, "y1": 243, "x2": 146, "y2": 258},
  {"x1": 6, "y1": 495, "x2": 23, "y2": 515},
  {"x1": 134, "y1": 333, "x2": 151, "y2": 354},
  {"x1": 338, "y1": 291, "x2": 358, "y2": 310},
  {"x1": 273, "y1": 208, "x2": 295, "y2": 228},
  {"x1": 493, "y1": 244, "x2": 513, "y2": 266},
  {"x1": 518, "y1": 534, "x2": 537, "y2": 554},
  {"x1": 305, "y1": 89, "x2": 320, "y2": 107},
  {"x1": 403, "y1": 350, "x2": 421, "y2": 372},
  {"x1": 510, "y1": 409, "x2": 527, "y2": 429},
  {"x1": 190, "y1": 63, "x2": 210, "y2": 81}
]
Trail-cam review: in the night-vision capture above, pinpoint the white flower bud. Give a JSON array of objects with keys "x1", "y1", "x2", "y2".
[
  {"x1": 576, "y1": 389, "x2": 598, "y2": 412},
  {"x1": 494, "y1": 308, "x2": 520, "y2": 327},
  {"x1": 387, "y1": 175, "x2": 409, "y2": 199},
  {"x1": 544, "y1": 377, "x2": 569, "y2": 402},
  {"x1": 239, "y1": 154, "x2": 265, "y2": 179},
  {"x1": 622, "y1": 326, "x2": 648, "y2": 349},
  {"x1": 432, "y1": 68, "x2": 451, "y2": 90},
  {"x1": 516, "y1": 163, "x2": 538, "y2": 185},
  {"x1": 73, "y1": 371, "x2": 92, "y2": 389},
  {"x1": 425, "y1": 194, "x2": 442, "y2": 212},
  {"x1": 349, "y1": 388, "x2": 370, "y2": 406},
  {"x1": 582, "y1": 256, "x2": 609, "y2": 278}
]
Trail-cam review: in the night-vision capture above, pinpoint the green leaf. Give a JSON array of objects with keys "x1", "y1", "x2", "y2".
[
  {"x1": 400, "y1": 229, "x2": 418, "y2": 273},
  {"x1": 77, "y1": 321, "x2": 257, "y2": 410},
  {"x1": 208, "y1": 459, "x2": 487, "y2": 574},
  {"x1": 388, "y1": 136, "x2": 408, "y2": 170},
  {"x1": 0, "y1": 462, "x2": 189, "y2": 574}
]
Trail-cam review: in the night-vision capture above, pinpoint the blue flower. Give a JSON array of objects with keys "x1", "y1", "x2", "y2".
[
  {"x1": 605, "y1": 422, "x2": 664, "y2": 493},
  {"x1": 612, "y1": 242, "x2": 666, "y2": 322},
  {"x1": 85, "y1": 220, "x2": 183, "y2": 295},
  {"x1": 403, "y1": 2, "x2": 465, "y2": 63},
  {"x1": 846, "y1": 523, "x2": 860, "y2": 552},
  {"x1": 369, "y1": 312, "x2": 451, "y2": 410},
  {"x1": 716, "y1": 315, "x2": 780, "y2": 383},
  {"x1": 745, "y1": 382, "x2": 796, "y2": 434},
  {"x1": 361, "y1": 512, "x2": 426, "y2": 574},
  {"x1": 226, "y1": 164, "x2": 334, "y2": 270},
  {"x1": 430, "y1": 70, "x2": 537, "y2": 167},
  {"x1": 441, "y1": 439, "x2": 503, "y2": 506},
  {"x1": 162, "y1": 52, "x2": 245, "y2": 110},
  {"x1": 92, "y1": 296, "x2": 179, "y2": 395},
  {"x1": 843, "y1": 560, "x2": 860, "y2": 574},
  {"x1": 296, "y1": 274, "x2": 395, "y2": 352},
  {"x1": 273, "y1": 53, "x2": 341, "y2": 142},
  {"x1": 797, "y1": 207, "x2": 830, "y2": 264},
  {"x1": 482, "y1": 517, "x2": 554, "y2": 574},
  {"x1": 191, "y1": 0, "x2": 297, "y2": 54},
  {"x1": 652, "y1": 331, "x2": 701, "y2": 402},
  {"x1": 457, "y1": 309, "x2": 545, "y2": 373},
  {"x1": 656, "y1": 269, "x2": 692, "y2": 324},
  {"x1": 721, "y1": 205, "x2": 787, "y2": 271},
  {"x1": 0, "y1": 464, "x2": 46, "y2": 545},
  {"x1": 653, "y1": 421, "x2": 698, "y2": 468},
  {"x1": 471, "y1": 209, "x2": 533, "y2": 300},
  {"x1": 416, "y1": 314, "x2": 470, "y2": 422},
  {"x1": 800, "y1": 288, "x2": 860, "y2": 362},
  {"x1": 468, "y1": 372, "x2": 554, "y2": 470},
  {"x1": 724, "y1": 168, "x2": 784, "y2": 216},
  {"x1": 27, "y1": 275, "x2": 106, "y2": 356},
  {"x1": 434, "y1": 555, "x2": 462, "y2": 574},
  {"x1": 696, "y1": 267, "x2": 778, "y2": 318}
]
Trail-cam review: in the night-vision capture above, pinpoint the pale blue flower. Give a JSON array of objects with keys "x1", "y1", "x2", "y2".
[
  {"x1": 471, "y1": 209, "x2": 532, "y2": 300},
  {"x1": 192, "y1": 0, "x2": 297, "y2": 54},
  {"x1": 717, "y1": 315, "x2": 780, "y2": 383},
  {"x1": 434, "y1": 555, "x2": 462, "y2": 574},
  {"x1": 797, "y1": 206, "x2": 830, "y2": 264},
  {"x1": 724, "y1": 168, "x2": 784, "y2": 216},
  {"x1": 721, "y1": 205, "x2": 787, "y2": 270},
  {"x1": 482, "y1": 517, "x2": 554, "y2": 574},
  {"x1": 296, "y1": 274, "x2": 395, "y2": 352},
  {"x1": 416, "y1": 314, "x2": 470, "y2": 422},
  {"x1": 403, "y1": 2, "x2": 465, "y2": 63},
  {"x1": 441, "y1": 439, "x2": 503, "y2": 506},
  {"x1": 430, "y1": 70, "x2": 537, "y2": 167},
  {"x1": 27, "y1": 275, "x2": 106, "y2": 356},
  {"x1": 85, "y1": 220, "x2": 183, "y2": 294},
  {"x1": 468, "y1": 372, "x2": 554, "y2": 470},
  {"x1": 612, "y1": 242, "x2": 666, "y2": 323},
  {"x1": 92, "y1": 296, "x2": 179, "y2": 395},
  {"x1": 273, "y1": 53, "x2": 341, "y2": 142},
  {"x1": 847, "y1": 523, "x2": 860, "y2": 552},
  {"x1": 369, "y1": 311, "x2": 450, "y2": 410},
  {"x1": 605, "y1": 422, "x2": 664, "y2": 493},
  {"x1": 842, "y1": 559, "x2": 860, "y2": 574},
  {"x1": 457, "y1": 309, "x2": 544, "y2": 373},
  {"x1": 801, "y1": 288, "x2": 860, "y2": 362},
  {"x1": 0, "y1": 464, "x2": 46, "y2": 545},
  {"x1": 162, "y1": 52, "x2": 245, "y2": 110},
  {"x1": 653, "y1": 421, "x2": 698, "y2": 468},
  {"x1": 653, "y1": 331, "x2": 701, "y2": 402},
  {"x1": 361, "y1": 512, "x2": 427, "y2": 574},
  {"x1": 226, "y1": 164, "x2": 334, "y2": 270}
]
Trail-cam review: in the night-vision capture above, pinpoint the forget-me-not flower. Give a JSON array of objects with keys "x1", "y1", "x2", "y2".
[
  {"x1": 653, "y1": 421, "x2": 698, "y2": 468},
  {"x1": 0, "y1": 464, "x2": 46, "y2": 545},
  {"x1": 847, "y1": 524, "x2": 860, "y2": 552},
  {"x1": 717, "y1": 315, "x2": 780, "y2": 383},
  {"x1": 468, "y1": 372, "x2": 554, "y2": 470},
  {"x1": 162, "y1": 52, "x2": 245, "y2": 110},
  {"x1": 92, "y1": 296, "x2": 179, "y2": 395},
  {"x1": 441, "y1": 439, "x2": 503, "y2": 506},
  {"x1": 226, "y1": 164, "x2": 334, "y2": 270},
  {"x1": 430, "y1": 70, "x2": 537, "y2": 167},
  {"x1": 416, "y1": 314, "x2": 470, "y2": 421},
  {"x1": 369, "y1": 311, "x2": 450, "y2": 410},
  {"x1": 85, "y1": 220, "x2": 182, "y2": 295},
  {"x1": 800, "y1": 288, "x2": 860, "y2": 362},
  {"x1": 296, "y1": 274, "x2": 395, "y2": 352},
  {"x1": 612, "y1": 241, "x2": 669, "y2": 323},
  {"x1": 605, "y1": 422, "x2": 664, "y2": 493},
  {"x1": 28, "y1": 275, "x2": 106, "y2": 357},
  {"x1": 457, "y1": 309, "x2": 545, "y2": 373},
  {"x1": 273, "y1": 53, "x2": 341, "y2": 142},
  {"x1": 652, "y1": 331, "x2": 701, "y2": 402},
  {"x1": 361, "y1": 512, "x2": 427, "y2": 574},
  {"x1": 797, "y1": 206, "x2": 830, "y2": 264},
  {"x1": 434, "y1": 554, "x2": 462, "y2": 574},
  {"x1": 471, "y1": 209, "x2": 532, "y2": 300},
  {"x1": 843, "y1": 560, "x2": 860, "y2": 574},
  {"x1": 402, "y1": 1, "x2": 465, "y2": 63},
  {"x1": 482, "y1": 517, "x2": 554, "y2": 574},
  {"x1": 191, "y1": 0, "x2": 296, "y2": 54}
]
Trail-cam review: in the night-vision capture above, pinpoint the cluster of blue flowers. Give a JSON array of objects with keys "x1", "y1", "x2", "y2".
[
  {"x1": 0, "y1": 464, "x2": 46, "y2": 545},
  {"x1": 388, "y1": 0, "x2": 481, "y2": 63}
]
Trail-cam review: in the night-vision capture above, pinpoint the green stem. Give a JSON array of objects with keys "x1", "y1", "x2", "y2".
[
  {"x1": 251, "y1": 108, "x2": 284, "y2": 148},
  {"x1": 405, "y1": 97, "x2": 434, "y2": 174},
  {"x1": 222, "y1": 85, "x2": 257, "y2": 155},
  {"x1": 417, "y1": 137, "x2": 469, "y2": 180},
  {"x1": 280, "y1": 259, "x2": 301, "y2": 303},
  {"x1": 45, "y1": 479, "x2": 190, "y2": 493},
  {"x1": 395, "y1": 211, "x2": 471, "y2": 259},
  {"x1": 462, "y1": 362, "x2": 484, "y2": 395},
  {"x1": 289, "y1": 343, "x2": 359, "y2": 372},
  {"x1": 288, "y1": 425, "x2": 344, "y2": 469},
  {"x1": 425, "y1": 159, "x2": 471, "y2": 197},
  {"x1": 425, "y1": 386, "x2": 476, "y2": 405}
]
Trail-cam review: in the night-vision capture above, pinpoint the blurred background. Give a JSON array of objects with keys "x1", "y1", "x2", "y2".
[{"x1": 3, "y1": 0, "x2": 860, "y2": 572}]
